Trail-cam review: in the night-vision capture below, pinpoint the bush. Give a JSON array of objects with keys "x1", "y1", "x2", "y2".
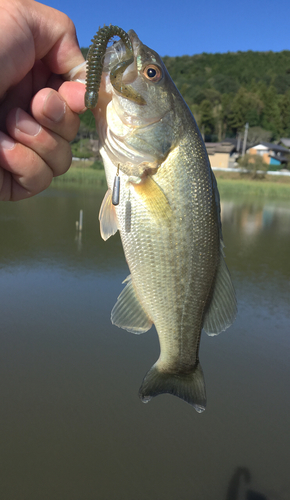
[
  {"x1": 90, "y1": 160, "x2": 104, "y2": 170},
  {"x1": 238, "y1": 154, "x2": 268, "y2": 179},
  {"x1": 71, "y1": 139, "x2": 92, "y2": 159},
  {"x1": 268, "y1": 164, "x2": 283, "y2": 172}
]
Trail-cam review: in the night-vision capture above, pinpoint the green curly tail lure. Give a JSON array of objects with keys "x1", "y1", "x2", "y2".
[{"x1": 85, "y1": 25, "x2": 145, "y2": 108}]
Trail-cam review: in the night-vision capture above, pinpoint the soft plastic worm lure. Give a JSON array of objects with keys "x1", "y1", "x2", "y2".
[{"x1": 85, "y1": 25, "x2": 145, "y2": 109}]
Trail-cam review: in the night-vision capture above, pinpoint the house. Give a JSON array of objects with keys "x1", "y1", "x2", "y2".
[
  {"x1": 278, "y1": 138, "x2": 290, "y2": 150},
  {"x1": 246, "y1": 142, "x2": 289, "y2": 166},
  {"x1": 205, "y1": 141, "x2": 236, "y2": 168}
]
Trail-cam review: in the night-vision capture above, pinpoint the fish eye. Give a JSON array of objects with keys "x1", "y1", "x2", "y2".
[{"x1": 143, "y1": 65, "x2": 162, "y2": 82}]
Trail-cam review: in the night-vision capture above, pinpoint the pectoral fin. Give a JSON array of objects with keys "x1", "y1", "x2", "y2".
[
  {"x1": 111, "y1": 275, "x2": 153, "y2": 334},
  {"x1": 203, "y1": 246, "x2": 237, "y2": 336},
  {"x1": 132, "y1": 176, "x2": 172, "y2": 222},
  {"x1": 99, "y1": 188, "x2": 118, "y2": 241}
]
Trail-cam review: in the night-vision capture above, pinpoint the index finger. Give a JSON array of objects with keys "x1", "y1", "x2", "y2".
[{"x1": 25, "y1": 1, "x2": 85, "y2": 75}]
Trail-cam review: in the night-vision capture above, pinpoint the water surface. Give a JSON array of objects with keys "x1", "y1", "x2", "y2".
[{"x1": 0, "y1": 185, "x2": 289, "y2": 500}]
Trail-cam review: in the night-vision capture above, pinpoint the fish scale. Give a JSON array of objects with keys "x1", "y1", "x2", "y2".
[{"x1": 117, "y1": 143, "x2": 218, "y2": 370}]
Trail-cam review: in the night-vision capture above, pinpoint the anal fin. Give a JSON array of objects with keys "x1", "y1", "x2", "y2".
[{"x1": 111, "y1": 276, "x2": 153, "y2": 334}]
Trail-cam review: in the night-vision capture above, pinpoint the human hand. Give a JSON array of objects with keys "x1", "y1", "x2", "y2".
[{"x1": 0, "y1": 0, "x2": 86, "y2": 201}]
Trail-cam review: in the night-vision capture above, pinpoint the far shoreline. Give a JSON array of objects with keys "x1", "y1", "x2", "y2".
[{"x1": 51, "y1": 160, "x2": 290, "y2": 199}]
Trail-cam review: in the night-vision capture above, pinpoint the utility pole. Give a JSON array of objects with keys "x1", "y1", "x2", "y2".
[
  {"x1": 237, "y1": 132, "x2": 241, "y2": 154},
  {"x1": 242, "y1": 122, "x2": 249, "y2": 156}
]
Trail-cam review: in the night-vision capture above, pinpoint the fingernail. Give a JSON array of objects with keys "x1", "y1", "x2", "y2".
[
  {"x1": 43, "y1": 91, "x2": 66, "y2": 123},
  {"x1": 16, "y1": 108, "x2": 41, "y2": 136},
  {"x1": 0, "y1": 130, "x2": 16, "y2": 150}
]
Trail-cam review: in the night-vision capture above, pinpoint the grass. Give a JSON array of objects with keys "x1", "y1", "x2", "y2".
[
  {"x1": 214, "y1": 170, "x2": 290, "y2": 199},
  {"x1": 53, "y1": 161, "x2": 290, "y2": 199},
  {"x1": 52, "y1": 160, "x2": 107, "y2": 186},
  {"x1": 217, "y1": 178, "x2": 290, "y2": 199}
]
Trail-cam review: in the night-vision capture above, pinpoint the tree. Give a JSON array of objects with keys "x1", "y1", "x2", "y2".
[
  {"x1": 199, "y1": 99, "x2": 215, "y2": 137},
  {"x1": 218, "y1": 93, "x2": 234, "y2": 139},
  {"x1": 258, "y1": 86, "x2": 281, "y2": 137},
  {"x1": 228, "y1": 87, "x2": 263, "y2": 133},
  {"x1": 238, "y1": 154, "x2": 268, "y2": 179},
  {"x1": 279, "y1": 91, "x2": 290, "y2": 136},
  {"x1": 247, "y1": 126, "x2": 273, "y2": 145}
]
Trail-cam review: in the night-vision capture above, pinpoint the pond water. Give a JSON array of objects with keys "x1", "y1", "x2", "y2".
[{"x1": 0, "y1": 184, "x2": 289, "y2": 500}]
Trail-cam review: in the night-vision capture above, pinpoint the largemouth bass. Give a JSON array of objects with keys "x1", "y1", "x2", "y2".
[{"x1": 89, "y1": 28, "x2": 237, "y2": 411}]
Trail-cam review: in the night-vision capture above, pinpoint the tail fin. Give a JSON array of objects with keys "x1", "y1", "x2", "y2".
[{"x1": 139, "y1": 361, "x2": 206, "y2": 413}]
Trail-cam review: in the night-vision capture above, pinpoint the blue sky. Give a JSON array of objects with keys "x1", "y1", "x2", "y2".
[{"x1": 42, "y1": 0, "x2": 290, "y2": 56}]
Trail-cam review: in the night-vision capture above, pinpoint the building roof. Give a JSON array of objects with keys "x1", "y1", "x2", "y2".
[
  {"x1": 279, "y1": 138, "x2": 290, "y2": 148},
  {"x1": 205, "y1": 141, "x2": 236, "y2": 155},
  {"x1": 250, "y1": 142, "x2": 289, "y2": 153}
]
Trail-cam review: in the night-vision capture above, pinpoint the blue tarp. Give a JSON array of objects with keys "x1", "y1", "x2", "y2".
[{"x1": 269, "y1": 157, "x2": 281, "y2": 165}]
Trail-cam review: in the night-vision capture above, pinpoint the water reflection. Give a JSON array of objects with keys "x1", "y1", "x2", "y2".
[
  {"x1": 75, "y1": 209, "x2": 83, "y2": 252},
  {"x1": 226, "y1": 468, "x2": 268, "y2": 500},
  {"x1": 221, "y1": 199, "x2": 290, "y2": 237},
  {"x1": 0, "y1": 185, "x2": 126, "y2": 273},
  {"x1": 0, "y1": 186, "x2": 289, "y2": 500}
]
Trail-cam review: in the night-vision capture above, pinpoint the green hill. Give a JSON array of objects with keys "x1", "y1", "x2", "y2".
[{"x1": 162, "y1": 50, "x2": 290, "y2": 141}]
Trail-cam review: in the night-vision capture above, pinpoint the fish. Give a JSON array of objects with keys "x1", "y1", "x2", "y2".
[{"x1": 89, "y1": 28, "x2": 237, "y2": 412}]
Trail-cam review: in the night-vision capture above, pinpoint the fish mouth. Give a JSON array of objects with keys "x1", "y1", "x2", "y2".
[
  {"x1": 102, "y1": 39, "x2": 129, "y2": 73},
  {"x1": 120, "y1": 30, "x2": 141, "y2": 85},
  {"x1": 109, "y1": 31, "x2": 146, "y2": 106},
  {"x1": 103, "y1": 30, "x2": 140, "y2": 75}
]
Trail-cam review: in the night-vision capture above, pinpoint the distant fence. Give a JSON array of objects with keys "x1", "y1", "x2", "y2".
[{"x1": 212, "y1": 167, "x2": 290, "y2": 176}]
